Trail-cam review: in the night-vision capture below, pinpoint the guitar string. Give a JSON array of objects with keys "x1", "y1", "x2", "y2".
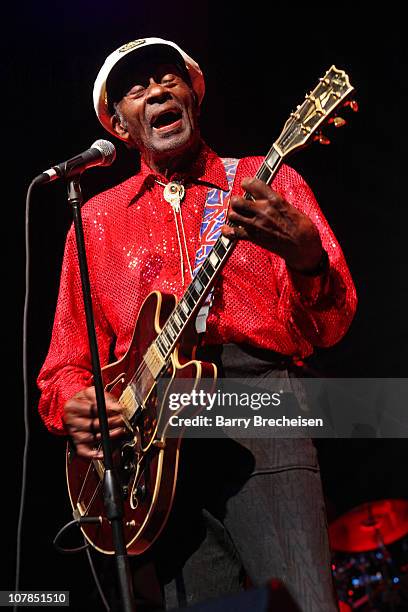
[
  {"x1": 77, "y1": 457, "x2": 97, "y2": 502},
  {"x1": 81, "y1": 479, "x2": 104, "y2": 517}
]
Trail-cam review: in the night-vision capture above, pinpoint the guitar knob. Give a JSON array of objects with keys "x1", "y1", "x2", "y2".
[
  {"x1": 314, "y1": 131, "x2": 331, "y2": 145},
  {"x1": 345, "y1": 99, "x2": 359, "y2": 112},
  {"x1": 153, "y1": 439, "x2": 166, "y2": 449},
  {"x1": 319, "y1": 135, "x2": 331, "y2": 145},
  {"x1": 329, "y1": 117, "x2": 346, "y2": 128}
]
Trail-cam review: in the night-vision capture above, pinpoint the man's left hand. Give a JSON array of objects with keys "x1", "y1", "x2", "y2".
[{"x1": 221, "y1": 177, "x2": 324, "y2": 273}]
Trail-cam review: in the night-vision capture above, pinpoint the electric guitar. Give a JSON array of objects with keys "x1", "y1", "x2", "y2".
[{"x1": 66, "y1": 66, "x2": 355, "y2": 554}]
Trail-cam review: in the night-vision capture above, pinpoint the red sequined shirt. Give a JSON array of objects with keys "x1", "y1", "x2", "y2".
[{"x1": 37, "y1": 143, "x2": 357, "y2": 433}]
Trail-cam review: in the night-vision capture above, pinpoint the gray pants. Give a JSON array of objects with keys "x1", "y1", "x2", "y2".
[
  {"x1": 158, "y1": 344, "x2": 338, "y2": 611},
  {"x1": 158, "y1": 437, "x2": 337, "y2": 612}
]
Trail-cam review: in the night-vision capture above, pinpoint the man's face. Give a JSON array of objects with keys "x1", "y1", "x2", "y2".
[{"x1": 111, "y1": 59, "x2": 200, "y2": 165}]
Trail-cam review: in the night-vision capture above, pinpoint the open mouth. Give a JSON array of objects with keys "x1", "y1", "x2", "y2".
[{"x1": 152, "y1": 110, "x2": 183, "y2": 131}]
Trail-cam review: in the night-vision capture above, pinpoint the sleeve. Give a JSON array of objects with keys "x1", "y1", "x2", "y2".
[
  {"x1": 37, "y1": 223, "x2": 114, "y2": 435},
  {"x1": 274, "y1": 166, "x2": 357, "y2": 348}
]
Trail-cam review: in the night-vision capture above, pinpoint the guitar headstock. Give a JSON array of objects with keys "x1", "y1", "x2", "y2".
[{"x1": 274, "y1": 66, "x2": 356, "y2": 158}]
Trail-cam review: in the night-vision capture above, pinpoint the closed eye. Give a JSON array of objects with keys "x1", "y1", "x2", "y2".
[
  {"x1": 125, "y1": 73, "x2": 181, "y2": 99},
  {"x1": 160, "y1": 74, "x2": 178, "y2": 85},
  {"x1": 126, "y1": 85, "x2": 146, "y2": 98}
]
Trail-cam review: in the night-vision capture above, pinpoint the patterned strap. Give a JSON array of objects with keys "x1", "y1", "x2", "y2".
[{"x1": 193, "y1": 158, "x2": 239, "y2": 333}]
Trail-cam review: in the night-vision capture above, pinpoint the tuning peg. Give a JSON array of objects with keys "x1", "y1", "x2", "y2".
[
  {"x1": 328, "y1": 116, "x2": 347, "y2": 128},
  {"x1": 344, "y1": 100, "x2": 359, "y2": 112},
  {"x1": 314, "y1": 131, "x2": 331, "y2": 145}
]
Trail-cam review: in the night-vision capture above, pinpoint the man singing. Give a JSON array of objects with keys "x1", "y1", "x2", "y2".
[{"x1": 38, "y1": 38, "x2": 357, "y2": 610}]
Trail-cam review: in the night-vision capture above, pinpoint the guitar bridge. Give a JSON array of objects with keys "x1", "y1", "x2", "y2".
[{"x1": 73, "y1": 502, "x2": 86, "y2": 519}]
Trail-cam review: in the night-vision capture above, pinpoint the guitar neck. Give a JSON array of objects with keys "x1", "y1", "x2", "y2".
[{"x1": 152, "y1": 146, "x2": 283, "y2": 362}]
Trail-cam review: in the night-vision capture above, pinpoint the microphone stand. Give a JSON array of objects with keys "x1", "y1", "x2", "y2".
[{"x1": 67, "y1": 176, "x2": 136, "y2": 612}]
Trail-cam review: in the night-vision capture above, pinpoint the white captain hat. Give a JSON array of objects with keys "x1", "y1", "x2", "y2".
[{"x1": 93, "y1": 37, "x2": 205, "y2": 138}]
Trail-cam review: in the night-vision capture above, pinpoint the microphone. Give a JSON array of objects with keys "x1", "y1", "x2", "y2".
[{"x1": 34, "y1": 139, "x2": 116, "y2": 185}]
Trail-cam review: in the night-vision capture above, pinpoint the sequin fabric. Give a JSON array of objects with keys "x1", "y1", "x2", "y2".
[{"x1": 37, "y1": 142, "x2": 357, "y2": 433}]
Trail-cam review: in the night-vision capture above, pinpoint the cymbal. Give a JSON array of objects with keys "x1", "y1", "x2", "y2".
[{"x1": 329, "y1": 499, "x2": 408, "y2": 552}]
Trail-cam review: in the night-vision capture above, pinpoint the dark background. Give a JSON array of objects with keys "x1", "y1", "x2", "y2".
[{"x1": 5, "y1": 1, "x2": 406, "y2": 609}]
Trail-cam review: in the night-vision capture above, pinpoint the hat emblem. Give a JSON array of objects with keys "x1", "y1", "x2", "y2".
[{"x1": 118, "y1": 39, "x2": 146, "y2": 53}]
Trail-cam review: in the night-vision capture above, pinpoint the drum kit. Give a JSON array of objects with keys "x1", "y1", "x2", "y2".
[{"x1": 329, "y1": 499, "x2": 408, "y2": 611}]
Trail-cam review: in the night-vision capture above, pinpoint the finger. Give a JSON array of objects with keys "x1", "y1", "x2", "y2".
[
  {"x1": 71, "y1": 429, "x2": 97, "y2": 444},
  {"x1": 221, "y1": 224, "x2": 251, "y2": 241},
  {"x1": 70, "y1": 434, "x2": 100, "y2": 458},
  {"x1": 227, "y1": 209, "x2": 257, "y2": 229},
  {"x1": 88, "y1": 414, "x2": 125, "y2": 433},
  {"x1": 64, "y1": 398, "x2": 99, "y2": 420},
  {"x1": 64, "y1": 414, "x2": 92, "y2": 431},
  {"x1": 93, "y1": 425, "x2": 129, "y2": 444},
  {"x1": 221, "y1": 225, "x2": 237, "y2": 240},
  {"x1": 87, "y1": 403, "x2": 123, "y2": 420},
  {"x1": 241, "y1": 177, "x2": 275, "y2": 200},
  {"x1": 229, "y1": 196, "x2": 257, "y2": 218},
  {"x1": 64, "y1": 413, "x2": 92, "y2": 430},
  {"x1": 75, "y1": 444, "x2": 104, "y2": 459},
  {"x1": 111, "y1": 426, "x2": 128, "y2": 439},
  {"x1": 85, "y1": 392, "x2": 122, "y2": 416},
  {"x1": 90, "y1": 418, "x2": 97, "y2": 435},
  {"x1": 72, "y1": 427, "x2": 126, "y2": 458},
  {"x1": 64, "y1": 397, "x2": 93, "y2": 417}
]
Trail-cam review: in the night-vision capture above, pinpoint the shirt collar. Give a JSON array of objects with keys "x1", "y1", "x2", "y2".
[{"x1": 128, "y1": 141, "x2": 230, "y2": 204}]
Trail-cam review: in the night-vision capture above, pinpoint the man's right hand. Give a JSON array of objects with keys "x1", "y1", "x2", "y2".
[{"x1": 63, "y1": 386, "x2": 124, "y2": 458}]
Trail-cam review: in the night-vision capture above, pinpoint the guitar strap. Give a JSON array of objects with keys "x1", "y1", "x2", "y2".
[{"x1": 193, "y1": 157, "x2": 239, "y2": 333}]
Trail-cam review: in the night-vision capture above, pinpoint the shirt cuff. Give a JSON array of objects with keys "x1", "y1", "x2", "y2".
[
  {"x1": 39, "y1": 373, "x2": 93, "y2": 435},
  {"x1": 286, "y1": 250, "x2": 330, "y2": 307}
]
